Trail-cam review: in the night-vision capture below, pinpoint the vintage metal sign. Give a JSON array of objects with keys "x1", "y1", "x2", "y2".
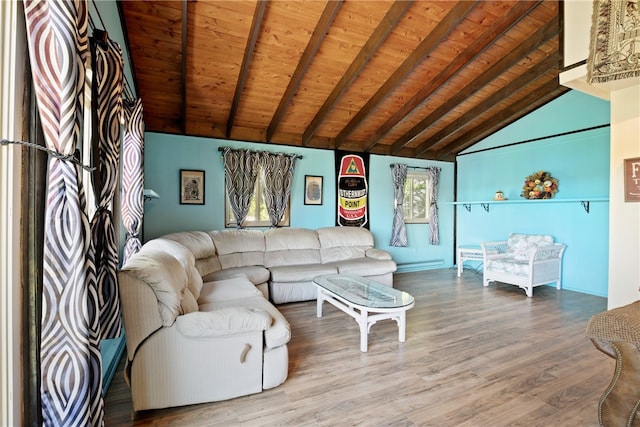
[{"x1": 337, "y1": 153, "x2": 368, "y2": 227}]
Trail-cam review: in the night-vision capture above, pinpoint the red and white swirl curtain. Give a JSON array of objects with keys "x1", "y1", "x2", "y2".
[
  {"x1": 121, "y1": 98, "x2": 145, "y2": 262},
  {"x1": 24, "y1": 0, "x2": 103, "y2": 425}
]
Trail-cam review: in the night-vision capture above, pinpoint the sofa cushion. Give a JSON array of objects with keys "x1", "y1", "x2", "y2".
[
  {"x1": 180, "y1": 289, "x2": 199, "y2": 314},
  {"x1": 161, "y1": 231, "x2": 216, "y2": 260},
  {"x1": 264, "y1": 228, "x2": 322, "y2": 267},
  {"x1": 202, "y1": 265, "x2": 270, "y2": 286},
  {"x1": 137, "y1": 238, "x2": 204, "y2": 299},
  {"x1": 121, "y1": 252, "x2": 187, "y2": 326},
  {"x1": 486, "y1": 258, "x2": 530, "y2": 276},
  {"x1": 317, "y1": 226, "x2": 375, "y2": 263},
  {"x1": 365, "y1": 248, "x2": 392, "y2": 261},
  {"x1": 328, "y1": 257, "x2": 397, "y2": 276},
  {"x1": 194, "y1": 257, "x2": 222, "y2": 279},
  {"x1": 175, "y1": 307, "x2": 272, "y2": 338},
  {"x1": 269, "y1": 264, "x2": 337, "y2": 283},
  {"x1": 506, "y1": 233, "x2": 554, "y2": 261},
  {"x1": 217, "y1": 252, "x2": 265, "y2": 270},
  {"x1": 199, "y1": 296, "x2": 291, "y2": 349},
  {"x1": 210, "y1": 230, "x2": 265, "y2": 262},
  {"x1": 139, "y1": 238, "x2": 195, "y2": 270},
  {"x1": 198, "y1": 277, "x2": 264, "y2": 304},
  {"x1": 264, "y1": 249, "x2": 321, "y2": 268}
]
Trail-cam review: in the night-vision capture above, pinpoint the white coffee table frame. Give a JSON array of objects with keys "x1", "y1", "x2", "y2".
[{"x1": 313, "y1": 274, "x2": 415, "y2": 352}]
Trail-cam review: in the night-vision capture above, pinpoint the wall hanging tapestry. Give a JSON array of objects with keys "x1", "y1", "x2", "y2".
[
  {"x1": 335, "y1": 150, "x2": 369, "y2": 228},
  {"x1": 588, "y1": 0, "x2": 640, "y2": 83}
]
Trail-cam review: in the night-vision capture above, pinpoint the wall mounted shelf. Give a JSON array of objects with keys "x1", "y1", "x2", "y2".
[{"x1": 449, "y1": 197, "x2": 609, "y2": 214}]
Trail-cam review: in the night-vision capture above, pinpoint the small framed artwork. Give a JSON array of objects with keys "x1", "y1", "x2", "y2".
[
  {"x1": 624, "y1": 157, "x2": 640, "y2": 202},
  {"x1": 180, "y1": 169, "x2": 205, "y2": 205},
  {"x1": 304, "y1": 175, "x2": 323, "y2": 205}
]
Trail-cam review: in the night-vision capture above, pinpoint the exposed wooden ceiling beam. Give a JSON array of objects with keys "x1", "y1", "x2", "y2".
[
  {"x1": 333, "y1": 1, "x2": 477, "y2": 150},
  {"x1": 301, "y1": 0, "x2": 413, "y2": 147},
  {"x1": 360, "y1": 0, "x2": 540, "y2": 152},
  {"x1": 390, "y1": 16, "x2": 560, "y2": 155},
  {"x1": 414, "y1": 53, "x2": 559, "y2": 158},
  {"x1": 180, "y1": 0, "x2": 188, "y2": 134},
  {"x1": 226, "y1": 0, "x2": 268, "y2": 139},
  {"x1": 266, "y1": 0, "x2": 343, "y2": 142},
  {"x1": 429, "y1": 78, "x2": 569, "y2": 160}
]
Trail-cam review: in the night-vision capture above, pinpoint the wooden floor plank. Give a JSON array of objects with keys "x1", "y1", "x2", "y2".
[{"x1": 105, "y1": 268, "x2": 613, "y2": 426}]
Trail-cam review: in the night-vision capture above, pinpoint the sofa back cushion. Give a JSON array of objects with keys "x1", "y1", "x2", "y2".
[
  {"x1": 506, "y1": 233, "x2": 554, "y2": 261},
  {"x1": 317, "y1": 226, "x2": 374, "y2": 263},
  {"x1": 264, "y1": 228, "x2": 321, "y2": 267},
  {"x1": 120, "y1": 251, "x2": 188, "y2": 326},
  {"x1": 138, "y1": 238, "x2": 204, "y2": 300},
  {"x1": 161, "y1": 231, "x2": 221, "y2": 278},
  {"x1": 209, "y1": 229, "x2": 265, "y2": 269}
]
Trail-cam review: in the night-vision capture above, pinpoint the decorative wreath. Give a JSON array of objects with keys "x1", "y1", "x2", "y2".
[{"x1": 521, "y1": 171, "x2": 559, "y2": 199}]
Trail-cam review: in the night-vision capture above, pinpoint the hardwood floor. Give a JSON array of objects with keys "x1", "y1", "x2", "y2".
[{"x1": 105, "y1": 268, "x2": 613, "y2": 426}]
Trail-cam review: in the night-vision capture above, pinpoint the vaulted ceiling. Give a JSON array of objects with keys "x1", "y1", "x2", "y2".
[{"x1": 119, "y1": 0, "x2": 567, "y2": 161}]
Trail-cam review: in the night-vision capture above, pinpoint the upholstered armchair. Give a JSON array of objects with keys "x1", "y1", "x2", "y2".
[
  {"x1": 586, "y1": 300, "x2": 640, "y2": 426},
  {"x1": 480, "y1": 233, "x2": 566, "y2": 297}
]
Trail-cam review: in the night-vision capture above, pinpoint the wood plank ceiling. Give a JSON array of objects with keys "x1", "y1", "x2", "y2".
[{"x1": 119, "y1": 0, "x2": 567, "y2": 162}]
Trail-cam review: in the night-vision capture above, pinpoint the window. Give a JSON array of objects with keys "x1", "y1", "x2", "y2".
[
  {"x1": 403, "y1": 170, "x2": 430, "y2": 224},
  {"x1": 225, "y1": 167, "x2": 290, "y2": 228}
]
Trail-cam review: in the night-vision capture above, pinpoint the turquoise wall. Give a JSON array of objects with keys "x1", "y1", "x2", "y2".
[
  {"x1": 143, "y1": 134, "x2": 455, "y2": 270},
  {"x1": 456, "y1": 91, "x2": 610, "y2": 297}
]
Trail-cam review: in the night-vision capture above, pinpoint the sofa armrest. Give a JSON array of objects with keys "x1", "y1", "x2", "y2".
[
  {"x1": 481, "y1": 241, "x2": 507, "y2": 263},
  {"x1": 531, "y1": 243, "x2": 566, "y2": 262},
  {"x1": 175, "y1": 308, "x2": 272, "y2": 338},
  {"x1": 365, "y1": 248, "x2": 392, "y2": 261},
  {"x1": 481, "y1": 241, "x2": 507, "y2": 254}
]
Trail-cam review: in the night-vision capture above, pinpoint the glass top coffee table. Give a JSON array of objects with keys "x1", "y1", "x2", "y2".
[{"x1": 313, "y1": 274, "x2": 415, "y2": 352}]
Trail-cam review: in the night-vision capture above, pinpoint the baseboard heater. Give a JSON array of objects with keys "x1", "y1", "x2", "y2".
[{"x1": 396, "y1": 259, "x2": 445, "y2": 273}]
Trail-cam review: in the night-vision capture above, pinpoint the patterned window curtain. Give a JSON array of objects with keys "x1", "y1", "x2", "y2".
[
  {"x1": 427, "y1": 167, "x2": 441, "y2": 245},
  {"x1": 261, "y1": 152, "x2": 298, "y2": 226},
  {"x1": 24, "y1": 1, "x2": 104, "y2": 425},
  {"x1": 222, "y1": 148, "x2": 261, "y2": 228},
  {"x1": 89, "y1": 34, "x2": 123, "y2": 341},
  {"x1": 390, "y1": 163, "x2": 408, "y2": 247},
  {"x1": 121, "y1": 98, "x2": 145, "y2": 262}
]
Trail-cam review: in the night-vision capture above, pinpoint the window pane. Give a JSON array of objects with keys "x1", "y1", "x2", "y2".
[
  {"x1": 412, "y1": 178, "x2": 427, "y2": 219},
  {"x1": 225, "y1": 166, "x2": 290, "y2": 227},
  {"x1": 403, "y1": 180, "x2": 411, "y2": 218}
]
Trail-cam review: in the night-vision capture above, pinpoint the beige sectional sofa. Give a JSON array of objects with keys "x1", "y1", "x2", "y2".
[
  {"x1": 118, "y1": 226, "x2": 395, "y2": 411},
  {"x1": 169, "y1": 226, "x2": 397, "y2": 304}
]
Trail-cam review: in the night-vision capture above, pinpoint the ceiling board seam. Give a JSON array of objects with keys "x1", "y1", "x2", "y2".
[
  {"x1": 301, "y1": 0, "x2": 414, "y2": 147},
  {"x1": 360, "y1": 0, "x2": 542, "y2": 152},
  {"x1": 266, "y1": 0, "x2": 344, "y2": 142},
  {"x1": 390, "y1": 15, "x2": 560, "y2": 155},
  {"x1": 333, "y1": 1, "x2": 481, "y2": 150}
]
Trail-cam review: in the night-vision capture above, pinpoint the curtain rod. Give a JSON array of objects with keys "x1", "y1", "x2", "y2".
[
  {"x1": 218, "y1": 146, "x2": 303, "y2": 159},
  {"x1": 89, "y1": 2, "x2": 136, "y2": 102},
  {"x1": 389, "y1": 164, "x2": 438, "y2": 171}
]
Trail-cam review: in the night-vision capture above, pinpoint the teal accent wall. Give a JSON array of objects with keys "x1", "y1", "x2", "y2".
[
  {"x1": 456, "y1": 91, "x2": 611, "y2": 297},
  {"x1": 143, "y1": 134, "x2": 455, "y2": 269}
]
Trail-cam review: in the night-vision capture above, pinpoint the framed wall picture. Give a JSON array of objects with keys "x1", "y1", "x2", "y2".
[
  {"x1": 624, "y1": 157, "x2": 640, "y2": 202},
  {"x1": 180, "y1": 169, "x2": 205, "y2": 205},
  {"x1": 304, "y1": 175, "x2": 323, "y2": 205}
]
